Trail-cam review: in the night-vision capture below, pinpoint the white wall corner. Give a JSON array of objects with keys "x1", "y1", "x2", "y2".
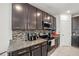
[{"x1": 0, "y1": 3, "x2": 12, "y2": 55}]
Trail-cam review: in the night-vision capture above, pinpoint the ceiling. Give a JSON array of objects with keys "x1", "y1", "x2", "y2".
[{"x1": 30, "y1": 3, "x2": 79, "y2": 17}]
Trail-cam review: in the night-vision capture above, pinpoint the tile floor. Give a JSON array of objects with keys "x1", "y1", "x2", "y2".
[{"x1": 51, "y1": 47, "x2": 79, "y2": 56}]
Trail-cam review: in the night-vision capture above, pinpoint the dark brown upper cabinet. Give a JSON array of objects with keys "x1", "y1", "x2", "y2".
[
  {"x1": 45, "y1": 14, "x2": 51, "y2": 23},
  {"x1": 72, "y1": 17, "x2": 79, "y2": 32},
  {"x1": 72, "y1": 17, "x2": 78, "y2": 30},
  {"x1": 12, "y1": 3, "x2": 26, "y2": 30},
  {"x1": 12, "y1": 3, "x2": 56, "y2": 30},
  {"x1": 53, "y1": 17, "x2": 56, "y2": 30},
  {"x1": 28, "y1": 5, "x2": 37, "y2": 30},
  {"x1": 36, "y1": 9, "x2": 43, "y2": 29},
  {"x1": 50, "y1": 16, "x2": 54, "y2": 29},
  {"x1": 42, "y1": 11, "x2": 47, "y2": 22},
  {"x1": 43, "y1": 12, "x2": 51, "y2": 22},
  {"x1": 24, "y1": 4, "x2": 29, "y2": 30}
]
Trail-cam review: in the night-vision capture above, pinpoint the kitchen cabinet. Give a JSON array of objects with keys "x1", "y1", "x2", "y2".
[
  {"x1": 36, "y1": 9, "x2": 43, "y2": 29},
  {"x1": 8, "y1": 47, "x2": 30, "y2": 56},
  {"x1": 12, "y1": 3, "x2": 26, "y2": 30},
  {"x1": 43, "y1": 12, "x2": 51, "y2": 22},
  {"x1": 77, "y1": 19, "x2": 79, "y2": 29},
  {"x1": 12, "y1": 3, "x2": 56, "y2": 30},
  {"x1": 50, "y1": 16, "x2": 54, "y2": 29},
  {"x1": 53, "y1": 17, "x2": 56, "y2": 30},
  {"x1": 72, "y1": 17, "x2": 79, "y2": 31},
  {"x1": 19, "y1": 52, "x2": 30, "y2": 56},
  {"x1": 46, "y1": 14, "x2": 51, "y2": 23},
  {"x1": 72, "y1": 36, "x2": 79, "y2": 47},
  {"x1": 42, "y1": 11, "x2": 56, "y2": 30},
  {"x1": 8, "y1": 41, "x2": 48, "y2": 56},
  {"x1": 72, "y1": 17, "x2": 79, "y2": 47},
  {"x1": 28, "y1": 4, "x2": 37, "y2": 30},
  {"x1": 42, "y1": 12, "x2": 51, "y2": 29},
  {"x1": 42, "y1": 42, "x2": 47, "y2": 56},
  {"x1": 43, "y1": 12, "x2": 48, "y2": 22},
  {"x1": 24, "y1": 4, "x2": 29, "y2": 30},
  {"x1": 72, "y1": 17, "x2": 76, "y2": 31},
  {"x1": 31, "y1": 45, "x2": 41, "y2": 56},
  {"x1": 42, "y1": 11, "x2": 46, "y2": 22}
]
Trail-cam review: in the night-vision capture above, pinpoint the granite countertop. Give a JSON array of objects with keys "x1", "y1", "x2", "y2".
[{"x1": 8, "y1": 38, "x2": 47, "y2": 53}]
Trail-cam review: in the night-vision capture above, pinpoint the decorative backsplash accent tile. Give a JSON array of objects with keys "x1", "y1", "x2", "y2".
[
  {"x1": 12, "y1": 30, "x2": 25, "y2": 40},
  {"x1": 12, "y1": 30, "x2": 48, "y2": 40}
]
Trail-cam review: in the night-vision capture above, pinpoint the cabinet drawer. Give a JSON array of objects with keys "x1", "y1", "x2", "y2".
[
  {"x1": 12, "y1": 48, "x2": 30, "y2": 56},
  {"x1": 42, "y1": 42, "x2": 47, "y2": 46},
  {"x1": 19, "y1": 52, "x2": 30, "y2": 56},
  {"x1": 31, "y1": 44, "x2": 41, "y2": 50},
  {"x1": 32, "y1": 47, "x2": 41, "y2": 56}
]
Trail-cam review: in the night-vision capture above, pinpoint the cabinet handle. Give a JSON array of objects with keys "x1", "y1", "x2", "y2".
[
  {"x1": 34, "y1": 46, "x2": 40, "y2": 49},
  {"x1": 18, "y1": 50, "x2": 27, "y2": 54}
]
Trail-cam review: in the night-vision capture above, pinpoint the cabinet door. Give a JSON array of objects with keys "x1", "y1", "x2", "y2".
[
  {"x1": 12, "y1": 3, "x2": 25, "y2": 30},
  {"x1": 19, "y1": 52, "x2": 30, "y2": 56},
  {"x1": 42, "y1": 12, "x2": 51, "y2": 29},
  {"x1": 72, "y1": 17, "x2": 76, "y2": 31},
  {"x1": 24, "y1": 4, "x2": 29, "y2": 30},
  {"x1": 9, "y1": 47, "x2": 30, "y2": 56},
  {"x1": 46, "y1": 14, "x2": 51, "y2": 23},
  {"x1": 31, "y1": 45, "x2": 41, "y2": 56},
  {"x1": 53, "y1": 17, "x2": 56, "y2": 30},
  {"x1": 77, "y1": 18, "x2": 79, "y2": 30},
  {"x1": 42, "y1": 11, "x2": 47, "y2": 22},
  {"x1": 32, "y1": 47, "x2": 41, "y2": 56},
  {"x1": 72, "y1": 17, "x2": 79, "y2": 35},
  {"x1": 36, "y1": 9, "x2": 43, "y2": 29},
  {"x1": 28, "y1": 5, "x2": 36, "y2": 30},
  {"x1": 72, "y1": 36, "x2": 77, "y2": 46},
  {"x1": 42, "y1": 44, "x2": 47, "y2": 56},
  {"x1": 42, "y1": 45, "x2": 47, "y2": 56},
  {"x1": 50, "y1": 16, "x2": 54, "y2": 29},
  {"x1": 43, "y1": 12, "x2": 51, "y2": 22}
]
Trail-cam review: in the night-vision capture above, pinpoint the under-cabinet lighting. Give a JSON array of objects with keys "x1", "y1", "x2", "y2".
[
  {"x1": 15, "y1": 5, "x2": 22, "y2": 11},
  {"x1": 47, "y1": 16, "x2": 50, "y2": 20},
  {"x1": 37, "y1": 12, "x2": 41, "y2": 16}
]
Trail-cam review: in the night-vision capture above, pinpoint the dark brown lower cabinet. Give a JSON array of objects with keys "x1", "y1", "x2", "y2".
[
  {"x1": 72, "y1": 36, "x2": 79, "y2": 47},
  {"x1": 8, "y1": 42, "x2": 48, "y2": 56},
  {"x1": 31, "y1": 48, "x2": 41, "y2": 56},
  {"x1": 19, "y1": 52, "x2": 30, "y2": 56},
  {"x1": 42, "y1": 45, "x2": 47, "y2": 56},
  {"x1": 42, "y1": 42, "x2": 48, "y2": 56},
  {"x1": 31, "y1": 44, "x2": 41, "y2": 56},
  {"x1": 8, "y1": 47, "x2": 30, "y2": 56}
]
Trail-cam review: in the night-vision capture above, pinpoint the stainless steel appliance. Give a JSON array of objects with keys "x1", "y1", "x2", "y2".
[{"x1": 27, "y1": 32, "x2": 38, "y2": 41}]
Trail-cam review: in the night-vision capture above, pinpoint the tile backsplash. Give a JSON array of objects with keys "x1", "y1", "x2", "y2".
[
  {"x1": 12, "y1": 30, "x2": 49, "y2": 40},
  {"x1": 12, "y1": 30, "x2": 25, "y2": 40}
]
